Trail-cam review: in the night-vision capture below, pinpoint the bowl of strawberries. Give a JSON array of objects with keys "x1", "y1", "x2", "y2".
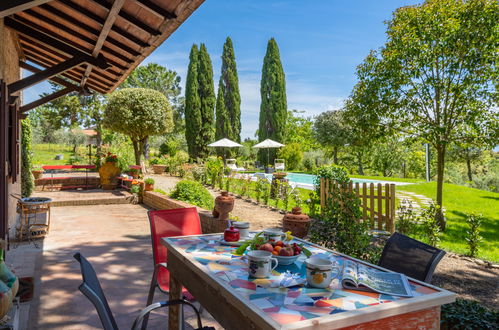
[{"x1": 257, "y1": 240, "x2": 303, "y2": 265}]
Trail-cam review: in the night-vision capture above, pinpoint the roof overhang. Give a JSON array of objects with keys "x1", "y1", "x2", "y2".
[{"x1": 3, "y1": 0, "x2": 204, "y2": 103}]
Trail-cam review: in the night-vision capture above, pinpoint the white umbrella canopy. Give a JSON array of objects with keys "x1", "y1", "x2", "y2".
[
  {"x1": 208, "y1": 138, "x2": 242, "y2": 162},
  {"x1": 252, "y1": 139, "x2": 284, "y2": 149},
  {"x1": 252, "y1": 139, "x2": 285, "y2": 167},
  {"x1": 208, "y1": 138, "x2": 243, "y2": 148}
]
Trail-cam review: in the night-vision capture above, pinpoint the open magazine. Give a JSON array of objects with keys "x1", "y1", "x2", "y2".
[{"x1": 342, "y1": 260, "x2": 413, "y2": 297}]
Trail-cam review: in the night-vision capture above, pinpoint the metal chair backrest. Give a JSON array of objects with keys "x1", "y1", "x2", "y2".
[
  {"x1": 378, "y1": 232, "x2": 445, "y2": 283},
  {"x1": 73, "y1": 252, "x2": 118, "y2": 330},
  {"x1": 148, "y1": 208, "x2": 202, "y2": 289}
]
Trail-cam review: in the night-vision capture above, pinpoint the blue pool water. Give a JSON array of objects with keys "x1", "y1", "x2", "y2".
[{"x1": 260, "y1": 173, "x2": 378, "y2": 187}]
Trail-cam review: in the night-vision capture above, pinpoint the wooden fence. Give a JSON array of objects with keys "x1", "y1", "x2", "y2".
[{"x1": 320, "y1": 179, "x2": 396, "y2": 233}]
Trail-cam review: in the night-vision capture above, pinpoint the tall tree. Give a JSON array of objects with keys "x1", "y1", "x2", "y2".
[
  {"x1": 104, "y1": 88, "x2": 173, "y2": 164},
  {"x1": 184, "y1": 45, "x2": 202, "y2": 159},
  {"x1": 285, "y1": 110, "x2": 318, "y2": 152},
  {"x1": 197, "y1": 43, "x2": 216, "y2": 159},
  {"x1": 216, "y1": 37, "x2": 241, "y2": 153},
  {"x1": 346, "y1": 0, "x2": 499, "y2": 229},
  {"x1": 313, "y1": 110, "x2": 350, "y2": 164},
  {"x1": 258, "y1": 38, "x2": 287, "y2": 164}
]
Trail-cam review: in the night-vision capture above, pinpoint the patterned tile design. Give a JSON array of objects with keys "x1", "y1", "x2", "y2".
[{"x1": 167, "y1": 235, "x2": 438, "y2": 326}]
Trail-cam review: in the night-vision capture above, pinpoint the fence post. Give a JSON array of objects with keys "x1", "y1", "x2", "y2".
[{"x1": 389, "y1": 184, "x2": 396, "y2": 233}]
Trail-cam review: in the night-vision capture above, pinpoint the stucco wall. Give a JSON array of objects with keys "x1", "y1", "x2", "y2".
[{"x1": 0, "y1": 18, "x2": 22, "y2": 237}]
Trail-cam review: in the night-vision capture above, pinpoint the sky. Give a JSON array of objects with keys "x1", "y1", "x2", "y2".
[{"x1": 24, "y1": 0, "x2": 421, "y2": 139}]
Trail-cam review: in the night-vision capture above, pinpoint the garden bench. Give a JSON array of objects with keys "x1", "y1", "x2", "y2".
[{"x1": 40, "y1": 165, "x2": 97, "y2": 191}]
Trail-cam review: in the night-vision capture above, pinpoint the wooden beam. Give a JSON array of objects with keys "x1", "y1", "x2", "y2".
[
  {"x1": 8, "y1": 57, "x2": 86, "y2": 93},
  {"x1": 0, "y1": 80, "x2": 8, "y2": 242},
  {"x1": 136, "y1": 0, "x2": 177, "y2": 19},
  {"x1": 19, "y1": 61, "x2": 79, "y2": 89},
  {"x1": 0, "y1": 0, "x2": 52, "y2": 18},
  {"x1": 4, "y1": 17, "x2": 110, "y2": 70},
  {"x1": 91, "y1": 0, "x2": 161, "y2": 36},
  {"x1": 59, "y1": 0, "x2": 150, "y2": 48},
  {"x1": 24, "y1": 7, "x2": 139, "y2": 60},
  {"x1": 19, "y1": 86, "x2": 78, "y2": 113},
  {"x1": 81, "y1": 0, "x2": 126, "y2": 87}
]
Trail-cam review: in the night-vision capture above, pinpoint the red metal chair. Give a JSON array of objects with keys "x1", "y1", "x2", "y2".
[{"x1": 143, "y1": 207, "x2": 202, "y2": 328}]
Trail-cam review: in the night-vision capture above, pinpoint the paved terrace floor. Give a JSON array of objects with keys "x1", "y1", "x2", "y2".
[{"x1": 19, "y1": 203, "x2": 218, "y2": 329}]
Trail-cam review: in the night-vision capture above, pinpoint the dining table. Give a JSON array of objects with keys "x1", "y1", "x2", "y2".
[{"x1": 162, "y1": 233, "x2": 455, "y2": 330}]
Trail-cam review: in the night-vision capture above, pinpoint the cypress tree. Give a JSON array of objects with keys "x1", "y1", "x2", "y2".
[
  {"x1": 184, "y1": 44, "x2": 201, "y2": 159},
  {"x1": 258, "y1": 38, "x2": 287, "y2": 164},
  {"x1": 216, "y1": 37, "x2": 241, "y2": 154},
  {"x1": 196, "y1": 43, "x2": 216, "y2": 159}
]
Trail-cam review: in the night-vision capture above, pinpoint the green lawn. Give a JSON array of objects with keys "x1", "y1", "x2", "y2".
[
  {"x1": 351, "y1": 174, "x2": 424, "y2": 183},
  {"x1": 32, "y1": 144, "x2": 74, "y2": 165},
  {"x1": 398, "y1": 182, "x2": 499, "y2": 262}
]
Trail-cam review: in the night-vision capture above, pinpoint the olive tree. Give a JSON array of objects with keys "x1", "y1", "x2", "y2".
[
  {"x1": 346, "y1": 0, "x2": 499, "y2": 229},
  {"x1": 104, "y1": 88, "x2": 173, "y2": 164}
]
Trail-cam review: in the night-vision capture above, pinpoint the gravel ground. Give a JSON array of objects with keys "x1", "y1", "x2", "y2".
[{"x1": 148, "y1": 173, "x2": 498, "y2": 310}]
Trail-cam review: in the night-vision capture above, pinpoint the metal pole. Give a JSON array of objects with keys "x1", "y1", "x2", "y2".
[{"x1": 425, "y1": 143, "x2": 431, "y2": 182}]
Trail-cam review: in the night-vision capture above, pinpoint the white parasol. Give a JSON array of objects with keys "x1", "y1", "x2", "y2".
[
  {"x1": 252, "y1": 139, "x2": 285, "y2": 166},
  {"x1": 208, "y1": 138, "x2": 242, "y2": 161}
]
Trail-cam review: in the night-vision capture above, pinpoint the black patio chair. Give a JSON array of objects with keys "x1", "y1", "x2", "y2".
[
  {"x1": 73, "y1": 252, "x2": 212, "y2": 330},
  {"x1": 378, "y1": 232, "x2": 445, "y2": 283}
]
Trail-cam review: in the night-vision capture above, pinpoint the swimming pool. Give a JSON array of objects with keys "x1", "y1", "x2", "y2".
[{"x1": 256, "y1": 172, "x2": 379, "y2": 189}]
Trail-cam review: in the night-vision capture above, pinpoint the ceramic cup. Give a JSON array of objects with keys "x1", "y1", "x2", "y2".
[
  {"x1": 233, "y1": 222, "x2": 250, "y2": 238},
  {"x1": 305, "y1": 257, "x2": 341, "y2": 288},
  {"x1": 247, "y1": 250, "x2": 278, "y2": 278},
  {"x1": 263, "y1": 228, "x2": 285, "y2": 242}
]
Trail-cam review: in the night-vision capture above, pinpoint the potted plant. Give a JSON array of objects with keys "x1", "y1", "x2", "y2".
[
  {"x1": 99, "y1": 152, "x2": 121, "y2": 190},
  {"x1": 129, "y1": 168, "x2": 139, "y2": 179},
  {"x1": 31, "y1": 164, "x2": 43, "y2": 180},
  {"x1": 144, "y1": 178, "x2": 155, "y2": 191},
  {"x1": 150, "y1": 157, "x2": 167, "y2": 174}
]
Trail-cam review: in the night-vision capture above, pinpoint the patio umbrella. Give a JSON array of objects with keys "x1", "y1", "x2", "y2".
[
  {"x1": 252, "y1": 139, "x2": 285, "y2": 166},
  {"x1": 208, "y1": 138, "x2": 242, "y2": 161}
]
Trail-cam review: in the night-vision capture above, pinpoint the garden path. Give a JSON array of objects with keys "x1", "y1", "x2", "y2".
[{"x1": 148, "y1": 174, "x2": 283, "y2": 230}]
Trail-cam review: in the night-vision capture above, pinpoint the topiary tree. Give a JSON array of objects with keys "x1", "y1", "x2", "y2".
[
  {"x1": 21, "y1": 118, "x2": 34, "y2": 197},
  {"x1": 104, "y1": 88, "x2": 173, "y2": 164}
]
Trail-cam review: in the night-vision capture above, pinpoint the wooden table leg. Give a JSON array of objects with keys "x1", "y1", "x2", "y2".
[{"x1": 168, "y1": 272, "x2": 182, "y2": 330}]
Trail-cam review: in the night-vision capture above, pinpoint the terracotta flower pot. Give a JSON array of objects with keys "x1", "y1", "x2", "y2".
[
  {"x1": 213, "y1": 191, "x2": 234, "y2": 221},
  {"x1": 32, "y1": 170, "x2": 43, "y2": 180},
  {"x1": 99, "y1": 161, "x2": 121, "y2": 189},
  {"x1": 282, "y1": 207, "x2": 310, "y2": 238},
  {"x1": 152, "y1": 164, "x2": 166, "y2": 174},
  {"x1": 144, "y1": 183, "x2": 154, "y2": 191}
]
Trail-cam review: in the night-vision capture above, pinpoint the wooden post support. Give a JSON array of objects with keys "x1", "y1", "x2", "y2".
[
  {"x1": 19, "y1": 87, "x2": 78, "y2": 113},
  {"x1": 168, "y1": 272, "x2": 182, "y2": 330}
]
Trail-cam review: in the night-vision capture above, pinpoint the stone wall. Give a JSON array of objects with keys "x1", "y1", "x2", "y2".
[
  {"x1": 142, "y1": 191, "x2": 228, "y2": 233},
  {"x1": 0, "y1": 18, "x2": 22, "y2": 237}
]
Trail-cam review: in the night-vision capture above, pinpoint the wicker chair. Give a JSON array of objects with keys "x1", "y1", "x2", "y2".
[{"x1": 378, "y1": 232, "x2": 445, "y2": 283}]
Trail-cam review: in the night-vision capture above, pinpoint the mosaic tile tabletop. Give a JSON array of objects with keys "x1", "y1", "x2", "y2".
[{"x1": 165, "y1": 234, "x2": 439, "y2": 326}]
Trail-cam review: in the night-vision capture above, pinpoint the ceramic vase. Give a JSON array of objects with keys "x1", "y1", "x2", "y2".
[
  {"x1": 0, "y1": 261, "x2": 18, "y2": 298},
  {"x1": 99, "y1": 161, "x2": 121, "y2": 190},
  {"x1": 282, "y1": 207, "x2": 310, "y2": 238},
  {"x1": 0, "y1": 280, "x2": 12, "y2": 320},
  {"x1": 213, "y1": 191, "x2": 234, "y2": 221}
]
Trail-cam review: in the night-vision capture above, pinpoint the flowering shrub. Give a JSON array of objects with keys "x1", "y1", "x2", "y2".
[{"x1": 105, "y1": 152, "x2": 118, "y2": 163}]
